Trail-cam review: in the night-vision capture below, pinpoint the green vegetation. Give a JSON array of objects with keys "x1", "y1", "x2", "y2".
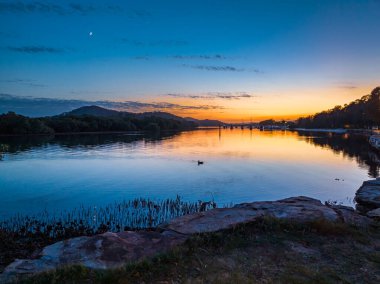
[
  {"x1": 20, "y1": 218, "x2": 380, "y2": 283},
  {"x1": 295, "y1": 87, "x2": 380, "y2": 129},
  {"x1": 0, "y1": 112, "x2": 197, "y2": 135}
]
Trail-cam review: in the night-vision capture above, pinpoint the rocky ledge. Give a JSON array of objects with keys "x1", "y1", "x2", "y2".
[
  {"x1": 355, "y1": 177, "x2": 380, "y2": 217},
  {"x1": 2, "y1": 180, "x2": 380, "y2": 282}
]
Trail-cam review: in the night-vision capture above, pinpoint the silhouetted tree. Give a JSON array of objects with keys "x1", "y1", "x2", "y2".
[
  {"x1": 0, "y1": 112, "x2": 196, "y2": 135},
  {"x1": 294, "y1": 87, "x2": 380, "y2": 129}
]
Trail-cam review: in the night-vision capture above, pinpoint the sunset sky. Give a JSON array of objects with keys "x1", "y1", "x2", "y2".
[{"x1": 0, "y1": 0, "x2": 379, "y2": 122}]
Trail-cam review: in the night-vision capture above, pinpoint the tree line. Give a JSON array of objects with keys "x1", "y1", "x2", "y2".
[
  {"x1": 0, "y1": 113, "x2": 197, "y2": 135},
  {"x1": 294, "y1": 87, "x2": 380, "y2": 129}
]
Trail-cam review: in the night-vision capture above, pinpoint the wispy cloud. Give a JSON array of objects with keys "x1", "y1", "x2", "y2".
[
  {"x1": 182, "y1": 64, "x2": 263, "y2": 73},
  {"x1": 132, "y1": 54, "x2": 227, "y2": 61},
  {"x1": 0, "y1": 94, "x2": 224, "y2": 117},
  {"x1": 338, "y1": 85, "x2": 358, "y2": 90},
  {"x1": 0, "y1": 79, "x2": 46, "y2": 87},
  {"x1": 0, "y1": 2, "x2": 149, "y2": 17},
  {"x1": 182, "y1": 64, "x2": 244, "y2": 72},
  {"x1": 170, "y1": 54, "x2": 227, "y2": 60},
  {"x1": 121, "y1": 39, "x2": 189, "y2": 47},
  {"x1": 165, "y1": 92, "x2": 258, "y2": 100},
  {"x1": 6, "y1": 46, "x2": 64, "y2": 53},
  {"x1": 0, "y1": 1, "x2": 65, "y2": 14},
  {"x1": 69, "y1": 3, "x2": 96, "y2": 14},
  {"x1": 108, "y1": 101, "x2": 224, "y2": 111}
]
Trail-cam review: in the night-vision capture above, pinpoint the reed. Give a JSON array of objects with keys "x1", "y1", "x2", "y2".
[{"x1": 0, "y1": 196, "x2": 217, "y2": 240}]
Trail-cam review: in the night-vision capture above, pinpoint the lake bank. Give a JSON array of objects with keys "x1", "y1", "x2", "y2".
[
  {"x1": 17, "y1": 217, "x2": 380, "y2": 284},
  {"x1": 1, "y1": 178, "x2": 380, "y2": 283}
]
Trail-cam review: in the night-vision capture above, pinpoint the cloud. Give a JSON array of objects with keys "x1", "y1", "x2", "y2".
[
  {"x1": 0, "y1": 94, "x2": 224, "y2": 117},
  {"x1": 165, "y1": 92, "x2": 258, "y2": 100},
  {"x1": 0, "y1": 1, "x2": 65, "y2": 14},
  {"x1": 7, "y1": 46, "x2": 64, "y2": 53},
  {"x1": 132, "y1": 54, "x2": 227, "y2": 61},
  {"x1": 68, "y1": 3, "x2": 96, "y2": 13},
  {"x1": 121, "y1": 39, "x2": 189, "y2": 47},
  {"x1": 338, "y1": 85, "x2": 358, "y2": 90},
  {"x1": 0, "y1": 79, "x2": 46, "y2": 87},
  {"x1": 0, "y1": 2, "x2": 148, "y2": 17},
  {"x1": 182, "y1": 64, "x2": 244, "y2": 72},
  {"x1": 170, "y1": 54, "x2": 227, "y2": 60},
  {"x1": 115, "y1": 101, "x2": 224, "y2": 111}
]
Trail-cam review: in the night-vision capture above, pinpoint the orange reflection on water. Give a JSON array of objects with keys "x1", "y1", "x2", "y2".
[{"x1": 148, "y1": 129, "x2": 350, "y2": 167}]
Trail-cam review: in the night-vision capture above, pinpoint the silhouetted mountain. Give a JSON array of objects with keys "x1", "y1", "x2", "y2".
[
  {"x1": 135, "y1": 111, "x2": 187, "y2": 121},
  {"x1": 64, "y1": 106, "x2": 187, "y2": 121},
  {"x1": 0, "y1": 106, "x2": 198, "y2": 135},
  {"x1": 63, "y1": 106, "x2": 225, "y2": 126},
  {"x1": 62, "y1": 106, "x2": 129, "y2": 117},
  {"x1": 184, "y1": 117, "x2": 225, "y2": 126}
]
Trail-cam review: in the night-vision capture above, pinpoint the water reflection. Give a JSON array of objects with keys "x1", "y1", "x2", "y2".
[
  {"x1": 0, "y1": 129, "x2": 378, "y2": 219},
  {"x1": 1, "y1": 130, "x2": 379, "y2": 177},
  {"x1": 0, "y1": 131, "x2": 179, "y2": 156},
  {"x1": 295, "y1": 131, "x2": 379, "y2": 178}
]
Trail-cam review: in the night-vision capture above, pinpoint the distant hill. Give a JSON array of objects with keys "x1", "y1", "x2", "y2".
[
  {"x1": 184, "y1": 117, "x2": 225, "y2": 126},
  {"x1": 64, "y1": 106, "x2": 187, "y2": 121},
  {"x1": 63, "y1": 106, "x2": 124, "y2": 117},
  {"x1": 135, "y1": 111, "x2": 187, "y2": 122},
  {"x1": 0, "y1": 106, "x2": 201, "y2": 135},
  {"x1": 63, "y1": 106, "x2": 225, "y2": 126}
]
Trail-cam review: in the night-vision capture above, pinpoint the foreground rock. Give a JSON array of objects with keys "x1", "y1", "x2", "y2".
[
  {"x1": 367, "y1": 208, "x2": 380, "y2": 219},
  {"x1": 0, "y1": 196, "x2": 372, "y2": 283},
  {"x1": 355, "y1": 177, "x2": 380, "y2": 214},
  {"x1": 160, "y1": 196, "x2": 361, "y2": 234},
  {"x1": 1, "y1": 230, "x2": 187, "y2": 283}
]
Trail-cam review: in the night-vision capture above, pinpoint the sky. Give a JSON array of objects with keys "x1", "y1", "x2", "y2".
[{"x1": 0, "y1": 0, "x2": 379, "y2": 122}]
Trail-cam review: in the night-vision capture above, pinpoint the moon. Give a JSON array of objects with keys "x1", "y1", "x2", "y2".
[{"x1": 89, "y1": 32, "x2": 93, "y2": 36}]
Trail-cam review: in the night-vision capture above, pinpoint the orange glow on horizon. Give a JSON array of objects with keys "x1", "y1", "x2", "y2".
[
  {"x1": 136, "y1": 85, "x2": 374, "y2": 123},
  {"x1": 112, "y1": 85, "x2": 377, "y2": 123}
]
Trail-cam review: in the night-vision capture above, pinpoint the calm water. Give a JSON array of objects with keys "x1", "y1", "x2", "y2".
[{"x1": 0, "y1": 129, "x2": 379, "y2": 219}]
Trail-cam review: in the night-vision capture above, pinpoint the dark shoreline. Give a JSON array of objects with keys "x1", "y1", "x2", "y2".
[
  {"x1": 0, "y1": 127, "x2": 377, "y2": 137},
  {"x1": 0, "y1": 129, "x2": 186, "y2": 138}
]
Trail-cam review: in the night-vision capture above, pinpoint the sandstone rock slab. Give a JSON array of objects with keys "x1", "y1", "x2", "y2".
[
  {"x1": 329, "y1": 205, "x2": 371, "y2": 226},
  {"x1": 235, "y1": 196, "x2": 339, "y2": 222},
  {"x1": 159, "y1": 208, "x2": 262, "y2": 235},
  {"x1": 1, "y1": 195, "x2": 373, "y2": 283},
  {"x1": 355, "y1": 179, "x2": 380, "y2": 213},
  {"x1": 367, "y1": 208, "x2": 380, "y2": 218},
  {"x1": 1, "y1": 230, "x2": 187, "y2": 283},
  {"x1": 160, "y1": 197, "x2": 341, "y2": 235}
]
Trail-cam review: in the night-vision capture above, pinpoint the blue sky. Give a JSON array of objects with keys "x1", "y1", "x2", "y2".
[{"x1": 0, "y1": 0, "x2": 379, "y2": 121}]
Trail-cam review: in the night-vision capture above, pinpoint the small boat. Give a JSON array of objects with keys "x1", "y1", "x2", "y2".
[
  {"x1": 369, "y1": 135, "x2": 380, "y2": 150},
  {"x1": 197, "y1": 160, "x2": 204, "y2": 165}
]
